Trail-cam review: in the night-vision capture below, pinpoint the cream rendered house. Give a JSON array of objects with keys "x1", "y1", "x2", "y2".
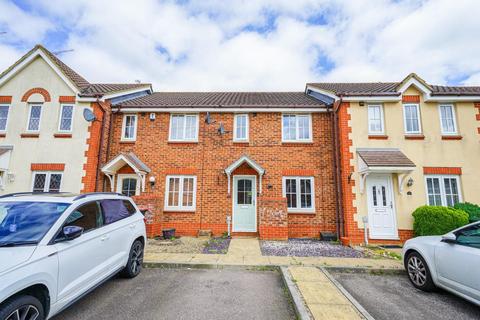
[
  {"x1": 307, "y1": 74, "x2": 480, "y2": 245},
  {"x1": 0, "y1": 45, "x2": 151, "y2": 194}
]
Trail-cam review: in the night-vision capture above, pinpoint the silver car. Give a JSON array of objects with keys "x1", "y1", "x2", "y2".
[{"x1": 402, "y1": 221, "x2": 480, "y2": 306}]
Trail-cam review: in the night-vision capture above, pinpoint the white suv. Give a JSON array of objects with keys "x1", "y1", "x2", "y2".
[{"x1": 0, "y1": 192, "x2": 146, "y2": 320}]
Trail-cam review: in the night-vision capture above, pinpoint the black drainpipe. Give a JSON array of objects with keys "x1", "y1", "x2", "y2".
[{"x1": 332, "y1": 95, "x2": 345, "y2": 238}]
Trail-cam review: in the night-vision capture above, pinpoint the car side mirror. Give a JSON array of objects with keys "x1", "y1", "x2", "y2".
[
  {"x1": 61, "y1": 226, "x2": 84, "y2": 241},
  {"x1": 441, "y1": 233, "x2": 457, "y2": 244}
]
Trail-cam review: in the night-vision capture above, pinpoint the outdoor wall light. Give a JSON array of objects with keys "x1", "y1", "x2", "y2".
[
  {"x1": 407, "y1": 177, "x2": 414, "y2": 187},
  {"x1": 149, "y1": 176, "x2": 156, "y2": 187}
]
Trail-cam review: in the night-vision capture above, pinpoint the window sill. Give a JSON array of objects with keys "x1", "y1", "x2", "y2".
[
  {"x1": 21, "y1": 133, "x2": 40, "y2": 138},
  {"x1": 167, "y1": 141, "x2": 198, "y2": 145},
  {"x1": 368, "y1": 135, "x2": 388, "y2": 140},
  {"x1": 54, "y1": 133, "x2": 72, "y2": 138},
  {"x1": 0, "y1": 133, "x2": 5, "y2": 138},
  {"x1": 281, "y1": 141, "x2": 314, "y2": 146},
  {"x1": 287, "y1": 210, "x2": 315, "y2": 215},
  {"x1": 233, "y1": 140, "x2": 249, "y2": 144},
  {"x1": 442, "y1": 135, "x2": 463, "y2": 140},
  {"x1": 404, "y1": 134, "x2": 425, "y2": 140},
  {"x1": 120, "y1": 140, "x2": 136, "y2": 144},
  {"x1": 163, "y1": 209, "x2": 196, "y2": 213}
]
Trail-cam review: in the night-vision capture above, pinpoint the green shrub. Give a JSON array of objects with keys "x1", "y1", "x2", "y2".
[
  {"x1": 412, "y1": 205, "x2": 469, "y2": 236},
  {"x1": 454, "y1": 202, "x2": 480, "y2": 222}
]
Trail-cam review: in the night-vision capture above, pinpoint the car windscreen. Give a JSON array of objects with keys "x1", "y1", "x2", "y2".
[{"x1": 0, "y1": 201, "x2": 70, "y2": 246}]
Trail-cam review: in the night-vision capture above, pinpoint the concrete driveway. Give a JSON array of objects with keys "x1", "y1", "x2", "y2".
[
  {"x1": 331, "y1": 272, "x2": 479, "y2": 320},
  {"x1": 52, "y1": 268, "x2": 295, "y2": 320}
]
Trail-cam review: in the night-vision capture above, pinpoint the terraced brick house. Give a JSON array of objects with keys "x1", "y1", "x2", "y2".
[
  {"x1": 307, "y1": 73, "x2": 480, "y2": 245},
  {"x1": 101, "y1": 92, "x2": 337, "y2": 239},
  {"x1": 0, "y1": 45, "x2": 151, "y2": 194}
]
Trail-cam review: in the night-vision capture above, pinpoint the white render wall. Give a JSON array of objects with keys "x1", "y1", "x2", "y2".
[{"x1": 0, "y1": 56, "x2": 91, "y2": 194}]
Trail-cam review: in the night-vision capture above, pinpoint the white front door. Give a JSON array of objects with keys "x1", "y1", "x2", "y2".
[
  {"x1": 366, "y1": 174, "x2": 398, "y2": 239},
  {"x1": 233, "y1": 176, "x2": 257, "y2": 232}
]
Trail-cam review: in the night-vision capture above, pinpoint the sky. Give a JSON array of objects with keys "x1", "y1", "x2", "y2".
[{"x1": 1, "y1": 0, "x2": 480, "y2": 91}]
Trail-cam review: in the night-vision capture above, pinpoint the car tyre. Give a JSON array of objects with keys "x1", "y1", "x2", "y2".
[
  {"x1": 0, "y1": 294, "x2": 45, "y2": 320},
  {"x1": 405, "y1": 251, "x2": 436, "y2": 292},
  {"x1": 122, "y1": 239, "x2": 144, "y2": 278}
]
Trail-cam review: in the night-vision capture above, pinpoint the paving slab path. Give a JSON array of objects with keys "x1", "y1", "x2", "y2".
[
  {"x1": 144, "y1": 238, "x2": 403, "y2": 270},
  {"x1": 288, "y1": 266, "x2": 366, "y2": 320}
]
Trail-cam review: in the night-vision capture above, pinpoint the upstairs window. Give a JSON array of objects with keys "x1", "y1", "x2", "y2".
[
  {"x1": 169, "y1": 114, "x2": 198, "y2": 142},
  {"x1": 59, "y1": 105, "x2": 74, "y2": 132},
  {"x1": 0, "y1": 105, "x2": 9, "y2": 132},
  {"x1": 282, "y1": 114, "x2": 312, "y2": 142},
  {"x1": 439, "y1": 104, "x2": 457, "y2": 135},
  {"x1": 165, "y1": 175, "x2": 196, "y2": 211},
  {"x1": 122, "y1": 114, "x2": 137, "y2": 141},
  {"x1": 233, "y1": 114, "x2": 249, "y2": 141},
  {"x1": 425, "y1": 175, "x2": 461, "y2": 207},
  {"x1": 32, "y1": 172, "x2": 62, "y2": 192},
  {"x1": 27, "y1": 104, "x2": 42, "y2": 132},
  {"x1": 403, "y1": 104, "x2": 421, "y2": 134},
  {"x1": 367, "y1": 105, "x2": 384, "y2": 134},
  {"x1": 282, "y1": 176, "x2": 315, "y2": 213}
]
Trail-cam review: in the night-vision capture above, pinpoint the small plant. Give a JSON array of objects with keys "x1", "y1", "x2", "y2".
[
  {"x1": 454, "y1": 202, "x2": 480, "y2": 223},
  {"x1": 412, "y1": 205, "x2": 468, "y2": 236},
  {"x1": 221, "y1": 231, "x2": 230, "y2": 239}
]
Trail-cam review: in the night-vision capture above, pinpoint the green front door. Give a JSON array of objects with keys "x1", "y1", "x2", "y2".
[{"x1": 233, "y1": 176, "x2": 256, "y2": 232}]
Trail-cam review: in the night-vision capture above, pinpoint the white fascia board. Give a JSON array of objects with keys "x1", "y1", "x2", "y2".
[
  {"x1": 111, "y1": 107, "x2": 328, "y2": 113},
  {"x1": 77, "y1": 86, "x2": 153, "y2": 103},
  {"x1": 0, "y1": 49, "x2": 80, "y2": 94},
  {"x1": 305, "y1": 86, "x2": 339, "y2": 100},
  {"x1": 397, "y1": 77, "x2": 431, "y2": 95},
  {"x1": 424, "y1": 95, "x2": 480, "y2": 102}
]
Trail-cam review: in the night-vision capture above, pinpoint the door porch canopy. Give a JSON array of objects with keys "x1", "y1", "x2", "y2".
[
  {"x1": 101, "y1": 152, "x2": 151, "y2": 192},
  {"x1": 225, "y1": 155, "x2": 265, "y2": 195},
  {"x1": 357, "y1": 148, "x2": 415, "y2": 194}
]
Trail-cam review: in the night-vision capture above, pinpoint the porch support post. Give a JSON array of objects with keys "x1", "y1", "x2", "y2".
[
  {"x1": 136, "y1": 172, "x2": 146, "y2": 192},
  {"x1": 105, "y1": 173, "x2": 115, "y2": 192},
  {"x1": 398, "y1": 173, "x2": 409, "y2": 195},
  {"x1": 259, "y1": 174, "x2": 263, "y2": 194},
  {"x1": 359, "y1": 172, "x2": 369, "y2": 194}
]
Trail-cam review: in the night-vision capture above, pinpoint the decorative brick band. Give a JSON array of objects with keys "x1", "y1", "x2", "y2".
[
  {"x1": 441, "y1": 135, "x2": 462, "y2": 140},
  {"x1": 165, "y1": 168, "x2": 197, "y2": 175},
  {"x1": 423, "y1": 167, "x2": 462, "y2": 175},
  {"x1": 21, "y1": 88, "x2": 51, "y2": 102},
  {"x1": 0, "y1": 96, "x2": 12, "y2": 103},
  {"x1": 476, "y1": 102, "x2": 480, "y2": 136},
  {"x1": 31, "y1": 163, "x2": 65, "y2": 171},
  {"x1": 58, "y1": 96, "x2": 76, "y2": 103},
  {"x1": 402, "y1": 95, "x2": 420, "y2": 103},
  {"x1": 282, "y1": 169, "x2": 315, "y2": 176}
]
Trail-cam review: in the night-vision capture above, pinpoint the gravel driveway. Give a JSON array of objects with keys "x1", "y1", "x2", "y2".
[
  {"x1": 52, "y1": 268, "x2": 295, "y2": 320},
  {"x1": 261, "y1": 239, "x2": 365, "y2": 258},
  {"x1": 332, "y1": 272, "x2": 479, "y2": 320}
]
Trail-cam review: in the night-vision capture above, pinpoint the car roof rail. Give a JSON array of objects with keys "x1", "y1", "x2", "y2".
[
  {"x1": 0, "y1": 191, "x2": 72, "y2": 199},
  {"x1": 73, "y1": 192, "x2": 125, "y2": 201}
]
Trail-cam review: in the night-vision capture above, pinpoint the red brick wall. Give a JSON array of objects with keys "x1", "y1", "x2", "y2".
[{"x1": 107, "y1": 112, "x2": 337, "y2": 239}]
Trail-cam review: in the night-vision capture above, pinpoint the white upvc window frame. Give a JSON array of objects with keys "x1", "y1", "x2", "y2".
[
  {"x1": 26, "y1": 103, "x2": 43, "y2": 132},
  {"x1": 402, "y1": 103, "x2": 422, "y2": 134},
  {"x1": 164, "y1": 175, "x2": 197, "y2": 211},
  {"x1": 424, "y1": 175, "x2": 462, "y2": 207},
  {"x1": 0, "y1": 104, "x2": 10, "y2": 132},
  {"x1": 31, "y1": 171, "x2": 63, "y2": 192},
  {"x1": 282, "y1": 176, "x2": 315, "y2": 213},
  {"x1": 367, "y1": 104, "x2": 385, "y2": 135},
  {"x1": 438, "y1": 104, "x2": 458, "y2": 135},
  {"x1": 116, "y1": 173, "x2": 140, "y2": 196},
  {"x1": 58, "y1": 104, "x2": 75, "y2": 133},
  {"x1": 233, "y1": 113, "x2": 249, "y2": 142},
  {"x1": 168, "y1": 114, "x2": 199, "y2": 142},
  {"x1": 281, "y1": 113, "x2": 313, "y2": 143},
  {"x1": 121, "y1": 114, "x2": 138, "y2": 141}
]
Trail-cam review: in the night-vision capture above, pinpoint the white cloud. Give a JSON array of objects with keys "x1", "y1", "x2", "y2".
[{"x1": 1, "y1": 0, "x2": 480, "y2": 90}]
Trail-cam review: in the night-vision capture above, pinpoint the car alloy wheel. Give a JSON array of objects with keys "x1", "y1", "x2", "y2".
[
  {"x1": 407, "y1": 255, "x2": 427, "y2": 287},
  {"x1": 6, "y1": 305, "x2": 40, "y2": 320},
  {"x1": 130, "y1": 241, "x2": 144, "y2": 275}
]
